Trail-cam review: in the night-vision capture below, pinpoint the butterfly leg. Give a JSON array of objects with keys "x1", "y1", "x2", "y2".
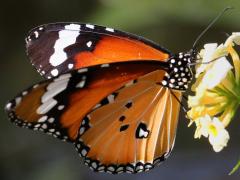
[{"x1": 170, "y1": 90, "x2": 195, "y2": 121}]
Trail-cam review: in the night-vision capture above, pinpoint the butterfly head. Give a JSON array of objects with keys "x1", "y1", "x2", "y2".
[{"x1": 178, "y1": 49, "x2": 198, "y2": 65}]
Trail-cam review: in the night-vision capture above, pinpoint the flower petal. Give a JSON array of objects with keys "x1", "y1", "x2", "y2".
[
  {"x1": 228, "y1": 45, "x2": 240, "y2": 85},
  {"x1": 195, "y1": 43, "x2": 218, "y2": 78},
  {"x1": 209, "y1": 128, "x2": 230, "y2": 152},
  {"x1": 199, "y1": 57, "x2": 232, "y2": 89},
  {"x1": 225, "y1": 32, "x2": 240, "y2": 46}
]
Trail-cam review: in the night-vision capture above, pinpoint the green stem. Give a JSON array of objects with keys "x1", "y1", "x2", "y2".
[{"x1": 229, "y1": 159, "x2": 240, "y2": 175}]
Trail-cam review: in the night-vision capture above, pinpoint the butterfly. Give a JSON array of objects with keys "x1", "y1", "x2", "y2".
[{"x1": 5, "y1": 23, "x2": 197, "y2": 174}]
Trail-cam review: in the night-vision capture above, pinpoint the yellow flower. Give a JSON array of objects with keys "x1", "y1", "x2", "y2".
[
  {"x1": 208, "y1": 117, "x2": 230, "y2": 152},
  {"x1": 188, "y1": 32, "x2": 240, "y2": 152},
  {"x1": 194, "y1": 115, "x2": 230, "y2": 152},
  {"x1": 194, "y1": 115, "x2": 211, "y2": 139}
]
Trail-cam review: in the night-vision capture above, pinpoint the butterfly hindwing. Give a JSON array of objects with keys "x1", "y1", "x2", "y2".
[
  {"x1": 75, "y1": 70, "x2": 182, "y2": 174},
  {"x1": 26, "y1": 23, "x2": 171, "y2": 79},
  {"x1": 5, "y1": 61, "x2": 166, "y2": 142}
]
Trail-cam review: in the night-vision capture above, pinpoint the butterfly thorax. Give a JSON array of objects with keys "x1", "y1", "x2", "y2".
[{"x1": 161, "y1": 52, "x2": 196, "y2": 91}]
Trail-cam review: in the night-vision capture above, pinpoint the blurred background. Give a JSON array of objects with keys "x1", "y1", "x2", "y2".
[{"x1": 1, "y1": 0, "x2": 240, "y2": 179}]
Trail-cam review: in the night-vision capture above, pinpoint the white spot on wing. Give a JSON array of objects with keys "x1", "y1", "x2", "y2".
[
  {"x1": 48, "y1": 118, "x2": 55, "y2": 123},
  {"x1": 34, "y1": 31, "x2": 39, "y2": 38},
  {"x1": 49, "y1": 24, "x2": 80, "y2": 67},
  {"x1": 76, "y1": 80, "x2": 86, "y2": 88},
  {"x1": 5, "y1": 102, "x2": 12, "y2": 110},
  {"x1": 139, "y1": 128, "x2": 148, "y2": 138},
  {"x1": 47, "y1": 80, "x2": 66, "y2": 90},
  {"x1": 98, "y1": 166, "x2": 105, "y2": 171},
  {"x1": 42, "y1": 124, "x2": 48, "y2": 129},
  {"x1": 34, "y1": 124, "x2": 41, "y2": 128},
  {"x1": 65, "y1": 24, "x2": 81, "y2": 30},
  {"x1": 37, "y1": 77, "x2": 70, "y2": 114},
  {"x1": 79, "y1": 127, "x2": 85, "y2": 135},
  {"x1": 15, "y1": 97, "x2": 22, "y2": 106},
  {"x1": 108, "y1": 166, "x2": 115, "y2": 171},
  {"x1": 81, "y1": 149, "x2": 87, "y2": 156},
  {"x1": 93, "y1": 104, "x2": 101, "y2": 109},
  {"x1": 49, "y1": 129, "x2": 55, "y2": 132},
  {"x1": 125, "y1": 80, "x2": 134, "y2": 87},
  {"x1": 37, "y1": 99, "x2": 57, "y2": 114},
  {"x1": 101, "y1": 64, "x2": 110, "y2": 68},
  {"x1": 136, "y1": 165, "x2": 143, "y2": 172},
  {"x1": 68, "y1": 63, "x2": 74, "y2": 69},
  {"x1": 27, "y1": 36, "x2": 31, "y2": 42},
  {"x1": 54, "y1": 73, "x2": 71, "y2": 82},
  {"x1": 78, "y1": 68, "x2": 88, "y2": 73},
  {"x1": 38, "y1": 116, "x2": 48, "y2": 122},
  {"x1": 107, "y1": 94, "x2": 115, "y2": 103},
  {"x1": 58, "y1": 105, "x2": 65, "y2": 110},
  {"x1": 46, "y1": 79, "x2": 69, "y2": 92},
  {"x1": 106, "y1": 27, "x2": 114, "y2": 32},
  {"x1": 126, "y1": 166, "x2": 134, "y2": 172},
  {"x1": 82, "y1": 119, "x2": 86, "y2": 125},
  {"x1": 92, "y1": 162, "x2": 97, "y2": 168},
  {"x1": 86, "y1": 41, "x2": 92, "y2": 47},
  {"x1": 86, "y1": 24, "x2": 94, "y2": 29},
  {"x1": 117, "y1": 166, "x2": 124, "y2": 172},
  {"x1": 33, "y1": 84, "x2": 39, "y2": 88}
]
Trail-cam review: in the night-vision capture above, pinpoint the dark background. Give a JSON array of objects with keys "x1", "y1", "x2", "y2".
[{"x1": 1, "y1": 0, "x2": 240, "y2": 180}]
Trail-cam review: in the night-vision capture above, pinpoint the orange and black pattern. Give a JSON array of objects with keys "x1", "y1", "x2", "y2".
[
  {"x1": 26, "y1": 23, "x2": 171, "y2": 79},
  {"x1": 5, "y1": 61, "x2": 167, "y2": 141},
  {"x1": 5, "y1": 23, "x2": 197, "y2": 174},
  {"x1": 75, "y1": 70, "x2": 182, "y2": 173}
]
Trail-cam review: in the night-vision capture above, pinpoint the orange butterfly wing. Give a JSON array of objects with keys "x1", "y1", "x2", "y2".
[
  {"x1": 75, "y1": 70, "x2": 182, "y2": 173},
  {"x1": 74, "y1": 35, "x2": 170, "y2": 68},
  {"x1": 6, "y1": 61, "x2": 166, "y2": 142},
  {"x1": 26, "y1": 23, "x2": 171, "y2": 78}
]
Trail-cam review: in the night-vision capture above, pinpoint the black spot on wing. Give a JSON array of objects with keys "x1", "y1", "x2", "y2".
[
  {"x1": 125, "y1": 101, "x2": 132, "y2": 108},
  {"x1": 119, "y1": 115, "x2": 126, "y2": 122},
  {"x1": 135, "y1": 122, "x2": 149, "y2": 139},
  {"x1": 100, "y1": 98, "x2": 109, "y2": 106},
  {"x1": 120, "y1": 124, "x2": 129, "y2": 132}
]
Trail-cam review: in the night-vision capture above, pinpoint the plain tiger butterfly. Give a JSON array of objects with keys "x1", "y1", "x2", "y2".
[{"x1": 5, "y1": 8, "x2": 231, "y2": 174}]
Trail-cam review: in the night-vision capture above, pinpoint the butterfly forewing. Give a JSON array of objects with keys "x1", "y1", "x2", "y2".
[
  {"x1": 75, "y1": 70, "x2": 182, "y2": 174},
  {"x1": 26, "y1": 23, "x2": 171, "y2": 79},
  {"x1": 5, "y1": 61, "x2": 165, "y2": 142}
]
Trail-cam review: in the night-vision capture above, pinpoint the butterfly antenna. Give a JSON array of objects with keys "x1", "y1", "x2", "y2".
[{"x1": 192, "y1": 6, "x2": 233, "y2": 49}]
